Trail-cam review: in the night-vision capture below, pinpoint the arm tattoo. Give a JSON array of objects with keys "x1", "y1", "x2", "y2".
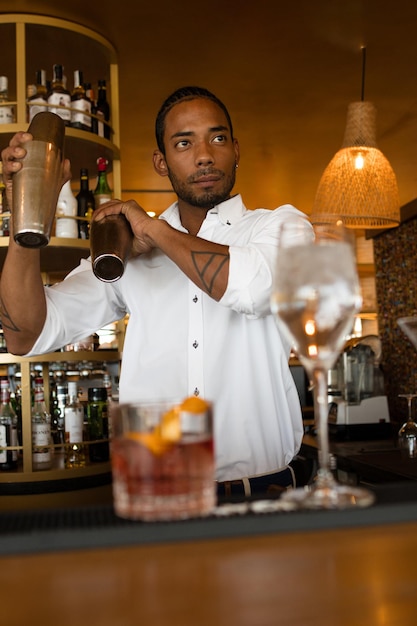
[
  {"x1": 191, "y1": 250, "x2": 229, "y2": 294},
  {"x1": 0, "y1": 298, "x2": 20, "y2": 332}
]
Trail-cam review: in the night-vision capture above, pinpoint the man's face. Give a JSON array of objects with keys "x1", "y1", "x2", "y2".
[{"x1": 155, "y1": 98, "x2": 239, "y2": 209}]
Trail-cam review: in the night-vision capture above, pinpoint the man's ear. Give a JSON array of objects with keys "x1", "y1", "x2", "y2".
[{"x1": 153, "y1": 150, "x2": 169, "y2": 177}]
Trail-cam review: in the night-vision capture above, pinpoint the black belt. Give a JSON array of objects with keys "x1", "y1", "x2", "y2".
[{"x1": 217, "y1": 467, "x2": 294, "y2": 498}]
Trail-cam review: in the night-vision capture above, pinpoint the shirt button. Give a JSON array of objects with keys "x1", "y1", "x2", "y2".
[
  {"x1": 193, "y1": 295, "x2": 198, "y2": 303},
  {"x1": 194, "y1": 388, "x2": 200, "y2": 396},
  {"x1": 193, "y1": 340, "x2": 199, "y2": 349}
]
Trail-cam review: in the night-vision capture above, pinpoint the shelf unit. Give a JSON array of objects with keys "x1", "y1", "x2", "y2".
[
  {"x1": 0, "y1": 14, "x2": 122, "y2": 505},
  {"x1": 0, "y1": 13, "x2": 121, "y2": 194}
]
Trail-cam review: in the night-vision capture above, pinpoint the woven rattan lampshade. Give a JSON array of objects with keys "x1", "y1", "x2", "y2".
[{"x1": 310, "y1": 101, "x2": 400, "y2": 229}]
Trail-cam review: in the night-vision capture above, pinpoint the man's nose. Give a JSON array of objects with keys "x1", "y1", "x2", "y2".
[{"x1": 195, "y1": 142, "x2": 214, "y2": 166}]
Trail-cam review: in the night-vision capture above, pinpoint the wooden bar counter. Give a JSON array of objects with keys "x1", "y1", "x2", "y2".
[{"x1": 1, "y1": 482, "x2": 417, "y2": 625}]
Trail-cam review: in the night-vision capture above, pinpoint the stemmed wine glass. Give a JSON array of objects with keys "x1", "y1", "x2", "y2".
[
  {"x1": 397, "y1": 394, "x2": 417, "y2": 458},
  {"x1": 396, "y1": 317, "x2": 417, "y2": 458},
  {"x1": 271, "y1": 220, "x2": 375, "y2": 509}
]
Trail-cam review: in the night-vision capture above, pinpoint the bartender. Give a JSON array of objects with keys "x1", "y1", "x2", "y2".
[{"x1": 0, "y1": 85, "x2": 313, "y2": 497}]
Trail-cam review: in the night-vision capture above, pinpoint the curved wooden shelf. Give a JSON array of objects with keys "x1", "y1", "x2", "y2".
[
  {"x1": 0, "y1": 350, "x2": 119, "y2": 366},
  {"x1": 0, "y1": 125, "x2": 120, "y2": 178},
  {"x1": 0, "y1": 14, "x2": 122, "y2": 497},
  {"x1": 0, "y1": 237, "x2": 91, "y2": 273},
  {"x1": 0, "y1": 461, "x2": 111, "y2": 485}
]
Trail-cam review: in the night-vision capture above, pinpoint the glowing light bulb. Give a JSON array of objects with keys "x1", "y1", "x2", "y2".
[
  {"x1": 305, "y1": 320, "x2": 316, "y2": 335},
  {"x1": 354, "y1": 152, "x2": 365, "y2": 170}
]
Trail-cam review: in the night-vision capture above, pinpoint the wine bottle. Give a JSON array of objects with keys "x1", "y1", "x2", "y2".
[
  {"x1": 28, "y1": 69, "x2": 48, "y2": 123},
  {"x1": 50, "y1": 384, "x2": 64, "y2": 447},
  {"x1": 31, "y1": 377, "x2": 52, "y2": 471},
  {"x1": 84, "y1": 83, "x2": 97, "y2": 134},
  {"x1": 70, "y1": 70, "x2": 92, "y2": 132},
  {"x1": 55, "y1": 180, "x2": 79, "y2": 238},
  {"x1": 0, "y1": 377, "x2": 18, "y2": 470},
  {"x1": 47, "y1": 64, "x2": 71, "y2": 125},
  {"x1": 56, "y1": 383, "x2": 67, "y2": 438},
  {"x1": 76, "y1": 168, "x2": 96, "y2": 239},
  {"x1": 87, "y1": 386, "x2": 109, "y2": 463},
  {"x1": 64, "y1": 381, "x2": 86, "y2": 469},
  {"x1": 94, "y1": 157, "x2": 112, "y2": 206},
  {"x1": 96, "y1": 79, "x2": 110, "y2": 139},
  {"x1": 0, "y1": 76, "x2": 15, "y2": 124},
  {"x1": 0, "y1": 162, "x2": 9, "y2": 237}
]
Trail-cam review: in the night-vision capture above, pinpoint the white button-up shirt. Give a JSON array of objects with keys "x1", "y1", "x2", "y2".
[{"x1": 27, "y1": 194, "x2": 310, "y2": 481}]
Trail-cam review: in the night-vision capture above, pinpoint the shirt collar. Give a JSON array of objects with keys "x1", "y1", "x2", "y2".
[{"x1": 159, "y1": 194, "x2": 245, "y2": 230}]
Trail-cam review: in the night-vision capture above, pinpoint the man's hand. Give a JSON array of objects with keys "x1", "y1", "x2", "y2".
[
  {"x1": 92, "y1": 199, "x2": 157, "y2": 256},
  {"x1": 1, "y1": 131, "x2": 72, "y2": 217}
]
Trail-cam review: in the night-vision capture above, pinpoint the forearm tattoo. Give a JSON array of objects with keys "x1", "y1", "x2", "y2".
[
  {"x1": 191, "y1": 250, "x2": 229, "y2": 295},
  {"x1": 0, "y1": 298, "x2": 20, "y2": 332}
]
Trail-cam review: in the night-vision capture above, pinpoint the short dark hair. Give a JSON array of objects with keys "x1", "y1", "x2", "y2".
[{"x1": 155, "y1": 86, "x2": 234, "y2": 155}]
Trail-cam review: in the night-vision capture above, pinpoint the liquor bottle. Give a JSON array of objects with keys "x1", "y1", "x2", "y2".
[
  {"x1": 96, "y1": 79, "x2": 110, "y2": 139},
  {"x1": 70, "y1": 70, "x2": 92, "y2": 132},
  {"x1": 28, "y1": 69, "x2": 48, "y2": 123},
  {"x1": 56, "y1": 383, "x2": 67, "y2": 437},
  {"x1": 94, "y1": 157, "x2": 112, "y2": 206},
  {"x1": 76, "y1": 168, "x2": 96, "y2": 239},
  {"x1": 47, "y1": 64, "x2": 71, "y2": 125},
  {"x1": 0, "y1": 322, "x2": 7, "y2": 353},
  {"x1": 0, "y1": 162, "x2": 9, "y2": 237},
  {"x1": 10, "y1": 385, "x2": 22, "y2": 451},
  {"x1": 55, "y1": 180, "x2": 79, "y2": 238},
  {"x1": 50, "y1": 384, "x2": 64, "y2": 447},
  {"x1": 87, "y1": 386, "x2": 109, "y2": 462},
  {"x1": 31, "y1": 376, "x2": 52, "y2": 471},
  {"x1": 0, "y1": 76, "x2": 15, "y2": 124},
  {"x1": 0, "y1": 377, "x2": 18, "y2": 470},
  {"x1": 64, "y1": 381, "x2": 86, "y2": 468},
  {"x1": 84, "y1": 83, "x2": 97, "y2": 134},
  {"x1": 103, "y1": 372, "x2": 113, "y2": 402}
]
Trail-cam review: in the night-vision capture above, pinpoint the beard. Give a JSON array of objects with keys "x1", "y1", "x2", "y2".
[{"x1": 167, "y1": 166, "x2": 237, "y2": 209}]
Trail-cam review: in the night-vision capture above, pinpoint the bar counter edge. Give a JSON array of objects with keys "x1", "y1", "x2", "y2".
[{"x1": 1, "y1": 481, "x2": 417, "y2": 557}]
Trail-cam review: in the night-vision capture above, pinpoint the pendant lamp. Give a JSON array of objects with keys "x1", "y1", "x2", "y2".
[{"x1": 310, "y1": 48, "x2": 400, "y2": 229}]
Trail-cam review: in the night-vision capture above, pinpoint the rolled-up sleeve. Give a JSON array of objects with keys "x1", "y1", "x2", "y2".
[{"x1": 219, "y1": 204, "x2": 311, "y2": 318}]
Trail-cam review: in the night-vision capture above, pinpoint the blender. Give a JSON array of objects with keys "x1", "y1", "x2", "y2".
[{"x1": 327, "y1": 335, "x2": 391, "y2": 439}]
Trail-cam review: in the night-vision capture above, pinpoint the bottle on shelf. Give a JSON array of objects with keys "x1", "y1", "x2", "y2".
[
  {"x1": 50, "y1": 383, "x2": 64, "y2": 448},
  {"x1": 96, "y1": 79, "x2": 111, "y2": 140},
  {"x1": 76, "y1": 168, "x2": 96, "y2": 239},
  {"x1": 55, "y1": 180, "x2": 79, "y2": 238},
  {"x1": 31, "y1": 376, "x2": 52, "y2": 471},
  {"x1": 0, "y1": 377, "x2": 19, "y2": 470},
  {"x1": 0, "y1": 162, "x2": 9, "y2": 237},
  {"x1": 47, "y1": 64, "x2": 71, "y2": 125},
  {"x1": 70, "y1": 70, "x2": 92, "y2": 132},
  {"x1": 0, "y1": 76, "x2": 15, "y2": 124},
  {"x1": 84, "y1": 83, "x2": 97, "y2": 134},
  {"x1": 64, "y1": 381, "x2": 86, "y2": 469},
  {"x1": 94, "y1": 157, "x2": 112, "y2": 206},
  {"x1": 10, "y1": 384, "x2": 22, "y2": 451},
  {"x1": 103, "y1": 372, "x2": 113, "y2": 402},
  {"x1": 56, "y1": 383, "x2": 67, "y2": 435},
  {"x1": 87, "y1": 386, "x2": 109, "y2": 463},
  {"x1": 27, "y1": 69, "x2": 48, "y2": 123}
]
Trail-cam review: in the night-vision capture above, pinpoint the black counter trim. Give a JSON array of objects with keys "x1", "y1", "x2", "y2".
[{"x1": 0, "y1": 481, "x2": 417, "y2": 556}]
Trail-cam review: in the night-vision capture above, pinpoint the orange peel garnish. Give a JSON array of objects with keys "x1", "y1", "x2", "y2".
[
  {"x1": 125, "y1": 431, "x2": 172, "y2": 456},
  {"x1": 179, "y1": 396, "x2": 210, "y2": 413},
  {"x1": 125, "y1": 396, "x2": 210, "y2": 455}
]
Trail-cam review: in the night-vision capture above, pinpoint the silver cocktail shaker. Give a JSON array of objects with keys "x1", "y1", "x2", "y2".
[
  {"x1": 90, "y1": 214, "x2": 133, "y2": 282},
  {"x1": 12, "y1": 111, "x2": 65, "y2": 248}
]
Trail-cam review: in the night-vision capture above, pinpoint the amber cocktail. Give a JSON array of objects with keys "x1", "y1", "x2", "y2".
[{"x1": 110, "y1": 397, "x2": 215, "y2": 521}]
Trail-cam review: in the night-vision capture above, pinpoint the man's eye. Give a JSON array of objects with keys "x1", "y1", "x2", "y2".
[
  {"x1": 176, "y1": 140, "x2": 189, "y2": 148},
  {"x1": 213, "y1": 135, "x2": 226, "y2": 143}
]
